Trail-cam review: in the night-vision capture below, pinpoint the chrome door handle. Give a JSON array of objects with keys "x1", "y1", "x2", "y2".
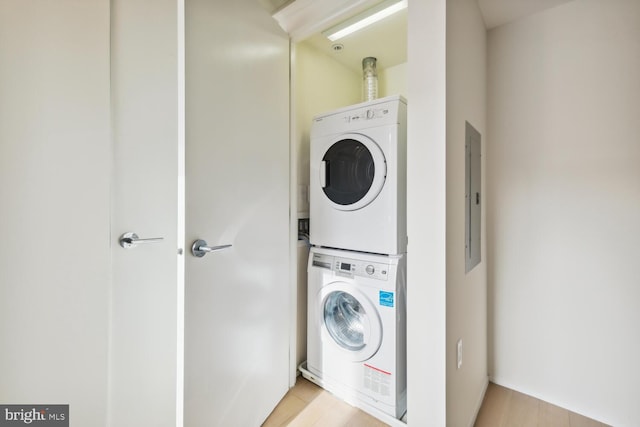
[
  {"x1": 119, "y1": 232, "x2": 164, "y2": 249},
  {"x1": 191, "y1": 239, "x2": 232, "y2": 257},
  {"x1": 320, "y1": 161, "x2": 327, "y2": 188}
]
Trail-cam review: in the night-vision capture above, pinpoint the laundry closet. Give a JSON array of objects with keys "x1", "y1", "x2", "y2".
[{"x1": 283, "y1": 3, "x2": 408, "y2": 372}]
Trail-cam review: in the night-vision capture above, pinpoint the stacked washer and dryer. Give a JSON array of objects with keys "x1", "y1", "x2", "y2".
[{"x1": 304, "y1": 95, "x2": 407, "y2": 422}]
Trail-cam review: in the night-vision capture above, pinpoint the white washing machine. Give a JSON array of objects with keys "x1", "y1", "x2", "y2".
[
  {"x1": 309, "y1": 95, "x2": 407, "y2": 255},
  {"x1": 306, "y1": 246, "x2": 406, "y2": 419}
]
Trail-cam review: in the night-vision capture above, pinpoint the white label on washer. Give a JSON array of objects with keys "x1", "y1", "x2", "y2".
[{"x1": 363, "y1": 364, "x2": 391, "y2": 396}]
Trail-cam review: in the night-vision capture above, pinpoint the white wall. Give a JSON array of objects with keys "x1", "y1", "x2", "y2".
[
  {"x1": 445, "y1": 0, "x2": 488, "y2": 426},
  {"x1": 487, "y1": 1, "x2": 640, "y2": 425},
  {"x1": 406, "y1": 0, "x2": 447, "y2": 424},
  {"x1": 0, "y1": 1, "x2": 111, "y2": 424},
  {"x1": 379, "y1": 63, "x2": 408, "y2": 99}
]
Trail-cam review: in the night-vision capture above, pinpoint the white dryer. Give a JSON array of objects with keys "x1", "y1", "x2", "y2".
[
  {"x1": 306, "y1": 246, "x2": 406, "y2": 419},
  {"x1": 309, "y1": 95, "x2": 407, "y2": 255}
]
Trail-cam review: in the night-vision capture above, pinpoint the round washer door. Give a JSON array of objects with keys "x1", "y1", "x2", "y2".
[
  {"x1": 319, "y1": 133, "x2": 386, "y2": 211},
  {"x1": 318, "y1": 282, "x2": 382, "y2": 362}
]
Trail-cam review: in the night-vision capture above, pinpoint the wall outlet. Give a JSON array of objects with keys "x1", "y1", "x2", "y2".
[{"x1": 457, "y1": 339, "x2": 463, "y2": 369}]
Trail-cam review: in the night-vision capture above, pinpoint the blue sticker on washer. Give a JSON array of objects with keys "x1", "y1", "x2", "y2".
[{"x1": 379, "y1": 291, "x2": 394, "y2": 307}]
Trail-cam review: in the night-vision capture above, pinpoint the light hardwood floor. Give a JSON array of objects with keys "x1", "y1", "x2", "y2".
[
  {"x1": 263, "y1": 378, "x2": 609, "y2": 427},
  {"x1": 474, "y1": 383, "x2": 610, "y2": 427},
  {"x1": 262, "y1": 377, "x2": 388, "y2": 427}
]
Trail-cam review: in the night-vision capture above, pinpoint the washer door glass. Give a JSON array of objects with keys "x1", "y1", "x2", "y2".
[
  {"x1": 319, "y1": 282, "x2": 382, "y2": 362},
  {"x1": 320, "y1": 134, "x2": 386, "y2": 211},
  {"x1": 323, "y1": 291, "x2": 368, "y2": 351}
]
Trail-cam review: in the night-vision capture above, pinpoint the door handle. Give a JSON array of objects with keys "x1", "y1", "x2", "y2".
[
  {"x1": 119, "y1": 232, "x2": 164, "y2": 249},
  {"x1": 320, "y1": 161, "x2": 327, "y2": 188},
  {"x1": 191, "y1": 239, "x2": 232, "y2": 257}
]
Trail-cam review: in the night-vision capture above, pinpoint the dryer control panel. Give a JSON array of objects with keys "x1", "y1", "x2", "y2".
[
  {"x1": 311, "y1": 252, "x2": 389, "y2": 281},
  {"x1": 342, "y1": 107, "x2": 390, "y2": 124},
  {"x1": 310, "y1": 95, "x2": 406, "y2": 138}
]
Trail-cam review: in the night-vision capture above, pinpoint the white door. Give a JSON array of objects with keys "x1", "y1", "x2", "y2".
[
  {"x1": 0, "y1": 1, "x2": 112, "y2": 424},
  {"x1": 184, "y1": 0, "x2": 291, "y2": 426},
  {"x1": 2, "y1": 0, "x2": 288, "y2": 425},
  {"x1": 110, "y1": 1, "x2": 180, "y2": 426},
  {"x1": 1, "y1": 1, "x2": 180, "y2": 424}
]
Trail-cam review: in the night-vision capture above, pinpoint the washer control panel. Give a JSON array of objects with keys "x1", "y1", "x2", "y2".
[{"x1": 311, "y1": 252, "x2": 389, "y2": 281}]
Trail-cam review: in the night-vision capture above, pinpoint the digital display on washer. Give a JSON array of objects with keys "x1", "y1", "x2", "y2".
[{"x1": 340, "y1": 262, "x2": 351, "y2": 271}]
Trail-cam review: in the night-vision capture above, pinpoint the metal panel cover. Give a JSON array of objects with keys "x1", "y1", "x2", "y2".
[{"x1": 465, "y1": 121, "x2": 481, "y2": 273}]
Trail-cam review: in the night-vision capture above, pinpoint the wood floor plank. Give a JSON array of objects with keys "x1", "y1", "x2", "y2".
[
  {"x1": 310, "y1": 398, "x2": 359, "y2": 427},
  {"x1": 345, "y1": 410, "x2": 390, "y2": 426},
  {"x1": 474, "y1": 383, "x2": 511, "y2": 427},
  {"x1": 569, "y1": 411, "x2": 610, "y2": 427},
  {"x1": 289, "y1": 377, "x2": 324, "y2": 403},
  {"x1": 262, "y1": 393, "x2": 307, "y2": 427},
  {"x1": 502, "y1": 388, "x2": 539, "y2": 427},
  {"x1": 286, "y1": 391, "x2": 343, "y2": 427},
  {"x1": 539, "y1": 400, "x2": 570, "y2": 427}
]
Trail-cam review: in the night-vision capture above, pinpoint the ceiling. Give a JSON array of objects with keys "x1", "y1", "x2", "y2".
[
  {"x1": 477, "y1": 0, "x2": 574, "y2": 29},
  {"x1": 267, "y1": 0, "x2": 575, "y2": 74},
  {"x1": 303, "y1": 8, "x2": 407, "y2": 74}
]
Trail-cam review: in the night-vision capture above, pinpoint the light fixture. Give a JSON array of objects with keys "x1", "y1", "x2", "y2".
[{"x1": 322, "y1": 0, "x2": 408, "y2": 42}]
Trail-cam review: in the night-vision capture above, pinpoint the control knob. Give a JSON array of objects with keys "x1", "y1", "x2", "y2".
[{"x1": 365, "y1": 265, "x2": 375, "y2": 275}]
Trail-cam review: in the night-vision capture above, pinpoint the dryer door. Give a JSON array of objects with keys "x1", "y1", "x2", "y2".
[
  {"x1": 320, "y1": 133, "x2": 387, "y2": 211},
  {"x1": 319, "y1": 282, "x2": 382, "y2": 362}
]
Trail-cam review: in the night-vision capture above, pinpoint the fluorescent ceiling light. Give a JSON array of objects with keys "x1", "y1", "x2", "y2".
[{"x1": 322, "y1": 0, "x2": 408, "y2": 42}]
